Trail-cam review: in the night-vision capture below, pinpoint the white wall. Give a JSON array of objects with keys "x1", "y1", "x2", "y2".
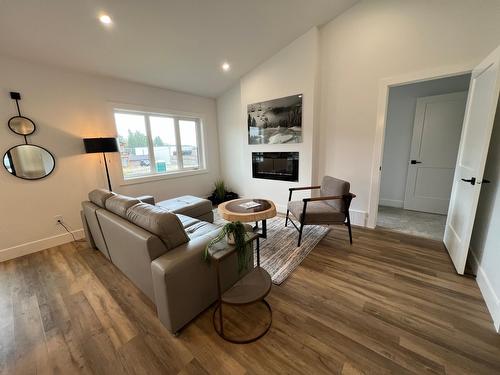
[
  {"x1": 0, "y1": 56, "x2": 220, "y2": 261},
  {"x1": 217, "y1": 84, "x2": 243, "y2": 194},
  {"x1": 470, "y1": 101, "x2": 500, "y2": 332},
  {"x1": 217, "y1": 28, "x2": 320, "y2": 212},
  {"x1": 318, "y1": 0, "x2": 500, "y2": 224},
  {"x1": 379, "y1": 74, "x2": 470, "y2": 208}
]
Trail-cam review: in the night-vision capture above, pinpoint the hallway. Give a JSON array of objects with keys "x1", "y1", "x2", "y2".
[{"x1": 377, "y1": 205, "x2": 447, "y2": 241}]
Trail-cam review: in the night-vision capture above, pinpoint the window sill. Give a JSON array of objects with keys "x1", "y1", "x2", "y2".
[{"x1": 119, "y1": 168, "x2": 208, "y2": 186}]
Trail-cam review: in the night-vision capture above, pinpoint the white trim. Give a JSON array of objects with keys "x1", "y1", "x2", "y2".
[
  {"x1": 275, "y1": 203, "x2": 288, "y2": 213},
  {"x1": 367, "y1": 64, "x2": 474, "y2": 229},
  {"x1": 119, "y1": 168, "x2": 208, "y2": 186},
  {"x1": 469, "y1": 249, "x2": 500, "y2": 333},
  {"x1": 379, "y1": 199, "x2": 404, "y2": 208},
  {"x1": 350, "y1": 210, "x2": 368, "y2": 227},
  {"x1": 108, "y1": 102, "x2": 208, "y2": 187},
  {"x1": 0, "y1": 229, "x2": 85, "y2": 263}
]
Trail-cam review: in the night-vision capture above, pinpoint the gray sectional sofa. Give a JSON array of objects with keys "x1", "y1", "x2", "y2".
[{"x1": 81, "y1": 189, "x2": 248, "y2": 334}]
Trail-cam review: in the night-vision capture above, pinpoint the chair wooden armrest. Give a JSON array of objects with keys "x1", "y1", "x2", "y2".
[
  {"x1": 303, "y1": 195, "x2": 342, "y2": 203},
  {"x1": 288, "y1": 185, "x2": 321, "y2": 202},
  {"x1": 303, "y1": 192, "x2": 356, "y2": 202},
  {"x1": 289, "y1": 185, "x2": 321, "y2": 192}
]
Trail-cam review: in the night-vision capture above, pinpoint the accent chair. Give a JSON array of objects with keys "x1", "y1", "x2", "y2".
[{"x1": 285, "y1": 176, "x2": 356, "y2": 246}]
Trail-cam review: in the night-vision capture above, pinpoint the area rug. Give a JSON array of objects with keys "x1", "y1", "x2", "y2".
[{"x1": 214, "y1": 214, "x2": 330, "y2": 285}]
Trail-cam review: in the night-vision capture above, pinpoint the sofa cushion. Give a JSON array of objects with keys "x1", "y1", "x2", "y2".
[
  {"x1": 105, "y1": 194, "x2": 141, "y2": 218},
  {"x1": 184, "y1": 221, "x2": 220, "y2": 240},
  {"x1": 88, "y1": 189, "x2": 115, "y2": 208},
  {"x1": 176, "y1": 214, "x2": 200, "y2": 229},
  {"x1": 288, "y1": 200, "x2": 346, "y2": 225},
  {"x1": 157, "y1": 195, "x2": 213, "y2": 221},
  {"x1": 126, "y1": 203, "x2": 189, "y2": 250}
]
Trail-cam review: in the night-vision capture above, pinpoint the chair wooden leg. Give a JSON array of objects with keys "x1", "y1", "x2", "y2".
[
  {"x1": 346, "y1": 213, "x2": 353, "y2": 245},
  {"x1": 297, "y1": 222, "x2": 304, "y2": 247},
  {"x1": 297, "y1": 201, "x2": 308, "y2": 247}
]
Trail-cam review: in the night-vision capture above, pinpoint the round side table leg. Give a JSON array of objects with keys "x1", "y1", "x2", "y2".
[{"x1": 212, "y1": 300, "x2": 272, "y2": 344}]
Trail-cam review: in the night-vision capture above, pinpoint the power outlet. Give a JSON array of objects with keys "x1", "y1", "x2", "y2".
[{"x1": 54, "y1": 215, "x2": 63, "y2": 225}]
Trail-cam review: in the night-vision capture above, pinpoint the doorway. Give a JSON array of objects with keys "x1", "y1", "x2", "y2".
[{"x1": 376, "y1": 74, "x2": 471, "y2": 240}]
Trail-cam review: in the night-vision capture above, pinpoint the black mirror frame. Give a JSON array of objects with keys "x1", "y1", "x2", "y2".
[
  {"x1": 3, "y1": 144, "x2": 56, "y2": 181},
  {"x1": 7, "y1": 115, "x2": 37, "y2": 136}
]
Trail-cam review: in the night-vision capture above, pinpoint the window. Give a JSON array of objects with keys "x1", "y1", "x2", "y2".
[{"x1": 114, "y1": 110, "x2": 204, "y2": 180}]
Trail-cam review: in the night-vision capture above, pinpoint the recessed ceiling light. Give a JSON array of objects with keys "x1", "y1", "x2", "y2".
[
  {"x1": 221, "y1": 62, "x2": 230, "y2": 72},
  {"x1": 99, "y1": 14, "x2": 112, "y2": 25}
]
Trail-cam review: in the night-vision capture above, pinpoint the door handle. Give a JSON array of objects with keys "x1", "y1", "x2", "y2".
[
  {"x1": 461, "y1": 177, "x2": 476, "y2": 185},
  {"x1": 410, "y1": 160, "x2": 422, "y2": 164}
]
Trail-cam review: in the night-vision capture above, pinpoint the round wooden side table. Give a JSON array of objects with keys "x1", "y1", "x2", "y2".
[{"x1": 218, "y1": 198, "x2": 277, "y2": 238}]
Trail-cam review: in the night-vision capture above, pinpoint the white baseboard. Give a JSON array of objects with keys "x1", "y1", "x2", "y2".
[
  {"x1": 0, "y1": 229, "x2": 85, "y2": 263},
  {"x1": 276, "y1": 203, "x2": 288, "y2": 214},
  {"x1": 350, "y1": 210, "x2": 368, "y2": 227},
  {"x1": 469, "y1": 250, "x2": 500, "y2": 333},
  {"x1": 379, "y1": 199, "x2": 404, "y2": 208}
]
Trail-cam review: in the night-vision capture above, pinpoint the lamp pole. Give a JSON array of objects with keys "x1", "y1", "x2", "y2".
[
  {"x1": 103, "y1": 152, "x2": 112, "y2": 191},
  {"x1": 83, "y1": 137, "x2": 118, "y2": 192}
]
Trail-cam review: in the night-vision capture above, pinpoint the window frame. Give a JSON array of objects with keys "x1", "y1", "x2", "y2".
[{"x1": 113, "y1": 108, "x2": 207, "y2": 186}]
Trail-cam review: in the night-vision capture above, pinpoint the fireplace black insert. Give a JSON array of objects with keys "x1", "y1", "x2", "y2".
[{"x1": 252, "y1": 152, "x2": 299, "y2": 182}]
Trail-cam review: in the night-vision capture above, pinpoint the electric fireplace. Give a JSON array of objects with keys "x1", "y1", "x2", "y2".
[{"x1": 252, "y1": 152, "x2": 299, "y2": 182}]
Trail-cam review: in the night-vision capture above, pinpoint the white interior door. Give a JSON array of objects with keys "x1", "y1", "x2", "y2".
[
  {"x1": 404, "y1": 92, "x2": 468, "y2": 214},
  {"x1": 444, "y1": 46, "x2": 500, "y2": 274}
]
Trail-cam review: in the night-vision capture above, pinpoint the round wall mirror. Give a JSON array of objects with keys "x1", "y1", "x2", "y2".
[
  {"x1": 3, "y1": 144, "x2": 55, "y2": 180},
  {"x1": 8, "y1": 116, "x2": 36, "y2": 136}
]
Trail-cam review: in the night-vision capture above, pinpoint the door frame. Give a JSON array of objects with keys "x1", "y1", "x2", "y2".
[{"x1": 367, "y1": 64, "x2": 473, "y2": 229}]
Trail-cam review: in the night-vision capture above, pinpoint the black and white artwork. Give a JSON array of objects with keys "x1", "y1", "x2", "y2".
[{"x1": 247, "y1": 94, "x2": 302, "y2": 144}]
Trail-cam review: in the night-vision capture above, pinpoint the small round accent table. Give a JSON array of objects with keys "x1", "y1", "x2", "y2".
[
  {"x1": 218, "y1": 198, "x2": 277, "y2": 238},
  {"x1": 208, "y1": 233, "x2": 272, "y2": 344}
]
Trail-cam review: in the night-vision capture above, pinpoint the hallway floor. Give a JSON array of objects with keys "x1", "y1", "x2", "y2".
[{"x1": 376, "y1": 205, "x2": 447, "y2": 241}]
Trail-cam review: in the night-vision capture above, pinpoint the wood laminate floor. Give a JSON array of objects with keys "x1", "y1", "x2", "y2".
[{"x1": 1, "y1": 226, "x2": 499, "y2": 374}]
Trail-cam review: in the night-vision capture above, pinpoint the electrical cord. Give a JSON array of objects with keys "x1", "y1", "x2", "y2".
[{"x1": 57, "y1": 220, "x2": 86, "y2": 243}]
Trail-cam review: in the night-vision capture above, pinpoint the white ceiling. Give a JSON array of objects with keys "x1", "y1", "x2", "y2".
[{"x1": 0, "y1": 0, "x2": 357, "y2": 98}]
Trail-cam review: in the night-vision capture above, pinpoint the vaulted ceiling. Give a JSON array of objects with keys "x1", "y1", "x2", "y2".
[{"x1": 0, "y1": 0, "x2": 357, "y2": 97}]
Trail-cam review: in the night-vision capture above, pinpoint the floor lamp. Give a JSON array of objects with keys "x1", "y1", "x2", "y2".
[{"x1": 83, "y1": 137, "x2": 119, "y2": 191}]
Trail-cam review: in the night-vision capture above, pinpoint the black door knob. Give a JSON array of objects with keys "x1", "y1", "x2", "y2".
[
  {"x1": 461, "y1": 177, "x2": 476, "y2": 185},
  {"x1": 410, "y1": 160, "x2": 422, "y2": 164}
]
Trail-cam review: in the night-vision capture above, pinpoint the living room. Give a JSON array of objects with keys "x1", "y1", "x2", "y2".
[{"x1": 1, "y1": 0, "x2": 500, "y2": 373}]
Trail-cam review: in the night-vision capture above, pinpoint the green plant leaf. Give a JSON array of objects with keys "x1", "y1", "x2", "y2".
[{"x1": 203, "y1": 221, "x2": 251, "y2": 273}]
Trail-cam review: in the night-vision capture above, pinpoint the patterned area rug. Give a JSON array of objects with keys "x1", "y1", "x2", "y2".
[{"x1": 214, "y1": 213, "x2": 330, "y2": 285}]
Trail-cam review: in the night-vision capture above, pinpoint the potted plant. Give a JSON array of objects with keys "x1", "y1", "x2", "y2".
[
  {"x1": 208, "y1": 179, "x2": 239, "y2": 205},
  {"x1": 203, "y1": 221, "x2": 252, "y2": 273}
]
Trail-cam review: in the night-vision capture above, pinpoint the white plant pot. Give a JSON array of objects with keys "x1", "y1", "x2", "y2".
[{"x1": 226, "y1": 232, "x2": 235, "y2": 245}]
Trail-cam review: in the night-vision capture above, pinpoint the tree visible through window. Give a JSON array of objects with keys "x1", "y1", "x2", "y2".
[{"x1": 114, "y1": 110, "x2": 203, "y2": 179}]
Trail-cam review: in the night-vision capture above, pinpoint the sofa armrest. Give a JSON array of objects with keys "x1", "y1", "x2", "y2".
[
  {"x1": 96, "y1": 209, "x2": 168, "y2": 301},
  {"x1": 151, "y1": 231, "x2": 241, "y2": 333},
  {"x1": 136, "y1": 195, "x2": 155, "y2": 205},
  {"x1": 80, "y1": 209, "x2": 96, "y2": 249}
]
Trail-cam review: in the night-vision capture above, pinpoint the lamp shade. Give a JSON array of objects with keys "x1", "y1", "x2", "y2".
[{"x1": 83, "y1": 137, "x2": 119, "y2": 153}]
